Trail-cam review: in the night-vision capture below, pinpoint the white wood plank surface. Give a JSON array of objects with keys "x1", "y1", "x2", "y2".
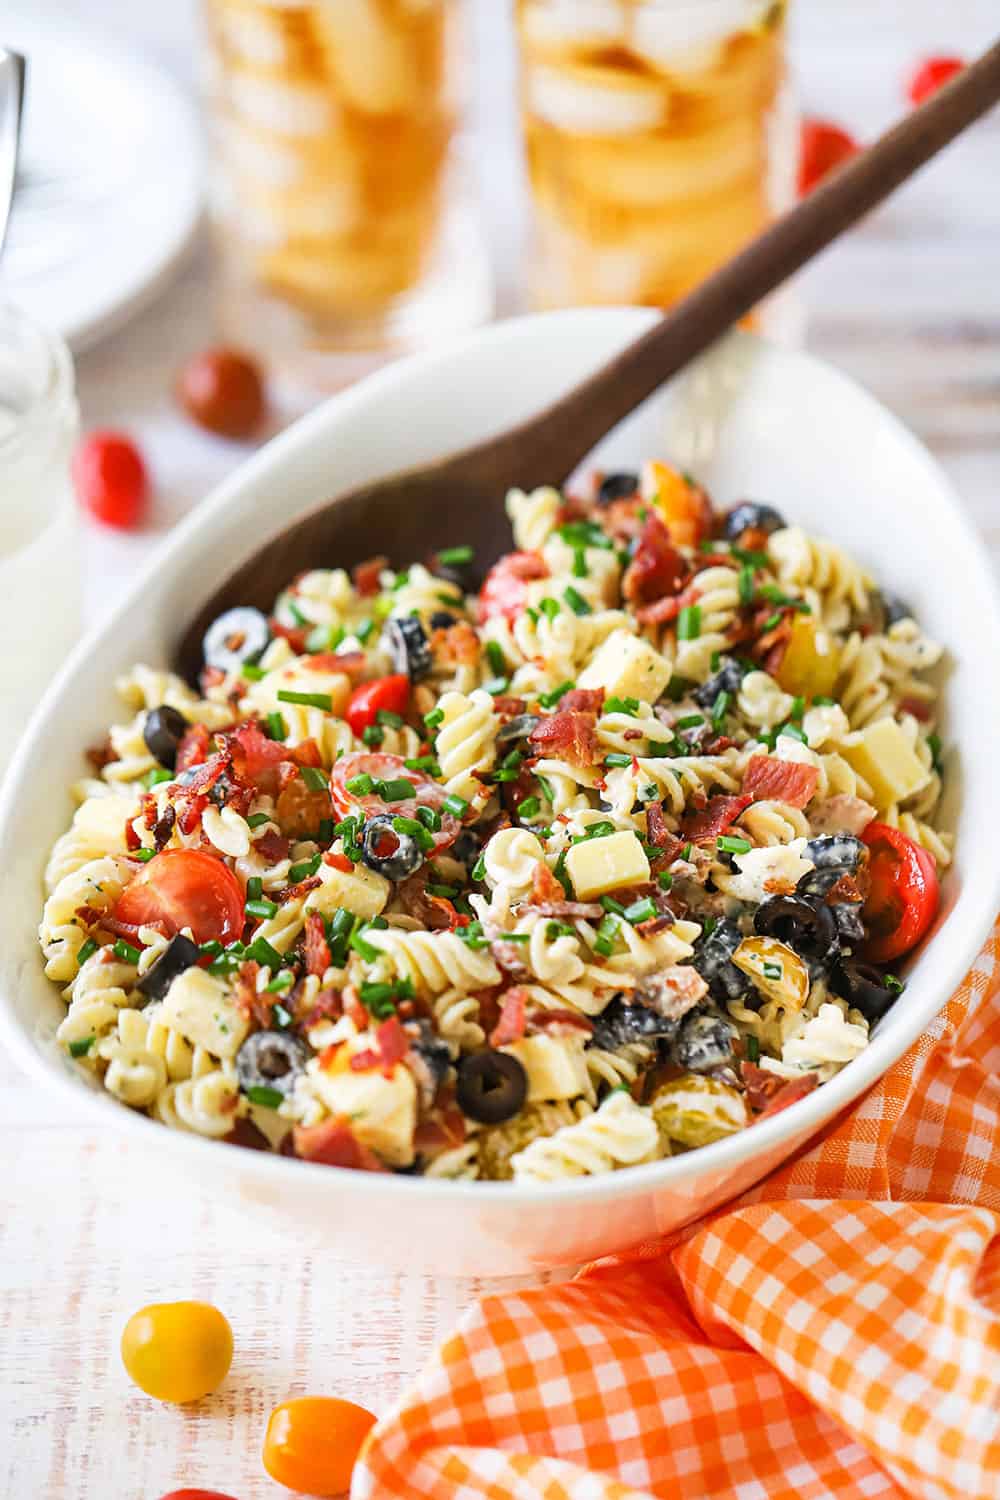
[{"x1": 2, "y1": 2, "x2": 998, "y2": 1496}]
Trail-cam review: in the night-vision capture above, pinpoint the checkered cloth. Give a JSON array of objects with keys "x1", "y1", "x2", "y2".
[{"x1": 354, "y1": 922, "x2": 1000, "y2": 1500}]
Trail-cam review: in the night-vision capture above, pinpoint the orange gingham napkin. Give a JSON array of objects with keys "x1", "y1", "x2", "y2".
[{"x1": 353, "y1": 922, "x2": 1000, "y2": 1500}]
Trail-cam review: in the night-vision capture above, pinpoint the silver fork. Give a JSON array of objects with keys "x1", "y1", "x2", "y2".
[{"x1": 0, "y1": 48, "x2": 26, "y2": 255}]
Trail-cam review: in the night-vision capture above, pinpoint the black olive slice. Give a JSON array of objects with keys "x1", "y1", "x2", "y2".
[
  {"x1": 754, "y1": 895, "x2": 838, "y2": 967},
  {"x1": 596, "y1": 471, "x2": 640, "y2": 507},
  {"x1": 429, "y1": 610, "x2": 458, "y2": 630},
  {"x1": 382, "y1": 616, "x2": 432, "y2": 681},
  {"x1": 589, "y1": 996, "x2": 683, "y2": 1051},
  {"x1": 236, "y1": 1031, "x2": 311, "y2": 1098},
  {"x1": 136, "y1": 933, "x2": 201, "y2": 1003},
  {"x1": 692, "y1": 657, "x2": 744, "y2": 712},
  {"x1": 672, "y1": 1008, "x2": 737, "y2": 1073},
  {"x1": 142, "y1": 705, "x2": 189, "y2": 770},
  {"x1": 723, "y1": 502, "x2": 786, "y2": 540},
  {"x1": 497, "y1": 713, "x2": 542, "y2": 745},
  {"x1": 834, "y1": 960, "x2": 902, "y2": 1023},
  {"x1": 691, "y1": 918, "x2": 752, "y2": 1002},
  {"x1": 360, "y1": 814, "x2": 424, "y2": 881},
  {"x1": 456, "y1": 1050, "x2": 528, "y2": 1125},
  {"x1": 203, "y1": 606, "x2": 270, "y2": 674}
]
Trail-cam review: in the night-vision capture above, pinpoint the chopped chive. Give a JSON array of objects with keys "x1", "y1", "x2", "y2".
[
  {"x1": 393, "y1": 816, "x2": 434, "y2": 852},
  {"x1": 600, "y1": 895, "x2": 626, "y2": 915},
  {"x1": 813, "y1": 695, "x2": 836, "y2": 707},
  {"x1": 306, "y1": 623, "x2": 344, "y2": 653},
  {"x1": 515, "y1": 796, "x2": 539, "y2": 821},
  {"x1": 288, "y1": 855, "x2": 322, "y2": 883},
  {"x1": 484, "y1": 678, "x2": 510, "y2": 696},
  {"x1": 133, "y1": 847, "x2": 156, "y2": 863},
  {"x1": 680, "y1": 843, "x2": 693, "y2": 862},
  {"x1": 525, "y1": 606, "x2": 539, "y2": 625},
  {"x1": 485, "y1": 640, "x2": 506, "y2": 676},
  {"x1": 539, "y1": 680, "x2": 574, "y2": 709},
  {"x1": 763, "y1": 961, "x2": 782, "y2": 979},
  {"x1": 677, "y1": 605, "x2": 701, "y2": 641},
  {"x1": 426, "y1": 882, "x2": 459, "y2": 899},
  {"x1": 245, "y1": 1084, "x2": 284, "y2": 1109},
  {"x1": 789, "y1": 696, "x2": 805, "y2": 721},
  {"x1": 277, "y1": 689, "x2": 333, "y2": 711},
  {"x1": 199, "y1": 939, "x2": 223, "y2": 958},
  {"x1": 535, "y1": 774, "x2": 555, "y2": 804},
  {"x1": 572, "y1": 820, "x2": 615, "y2": 843},
  {"x1": 738, "y1": 564, "x2": 755, "y2": 606},
  {"x1": 538, "y1": 597, "x2": 560, "y2": 622},
  {"x1": 143, "y1": 767, "x2": 173, "y2": 788},
  {"x1": 246, "y1": 877, "x2": 264, "y2": 904},
  {"x1": 746, "y1": 1035, "x2": 760, "y2": 1063},
  {"x1": 376, "y1": 708, "x2": 404, "y2": 729},
  {"x1": 362, "y1": 726, "x2": 384, "y2": 749},
  {"x1": 246, "y1": 936, "x2": 283, "y2": 968},
  {"x1": 657, "y1": 871, "x2": 673, "y2": 890},
  {"x1": 777, "y1": 721, "x2": 808, "y2": 744},
  {"x1": 471, "y1": 854, "x2": 487, "y2": 882},
  {"x1": 300, "y1": 766, "x2": 329, "y2": 792},
  {"x1": 676, "y1": 713, "x2": 704, "y2": 730},
  {"x1": 265, "y1": 711, "x2": 287, "y2": 742},
  {"x1": 927, "y1": 732, "x2": 943, "y2": 772},
  {"x1": 717, "y1": 834, "x2": 752, "y2": 855},
  {"x1": 416, "y1": 804, "x2": 442, "y2": 833},
  {"x1": 711, "y1": 689, "x2": 731, "y2": 729},
  {"x1": 113, "y1": 939, "x2": 141, "y2": 964},
  {"x1": 346, "y1": 773, "x2": 375, "y2": 796},
  {"x1": 553, "y1": 850, "x2": 571, "y2": 897},
  {"x1": 710, "y1": 651, "x2": 721, "y2": 672},
  {"x1": 762, "y1": 612, "x2": 783, "y2": 632},
  {"x1": 572, "y1": 548, "x2": 588, "y2": 579},
  {"x1": 76, "y1": 937, "x2": 99, "y2": 966},
  {"x1": 241, "y1": 663, "x2": 266, "y2": 681},
  {"x1": 502, "y1": 932, "x2": 531, "y2": 944},
  {"x1": 354, "y1": 619, "x2": 375, "y2": 644},
  {"x1": 377, "y1": 777, "x2": 416, "y2": 802},
  {"x1": 247, "y1": 813, "x2": 272, "y2": 829},
  {"x1": 623, "y1": 896, "x2": 657, "y2": 924},
  {"x1": 884, "y1": 974, "x2": 905, "y2": 995},
  {"x1": 246, "y1": 898, "x2": 279, "y2": 920},
  {"x1": 404, "y1": 755, "x2": 440, "y2": 774},
  {"x1": 646, "y1": 740, "x2": 673, "y2": 758},
  {"x1": 733, "y1": 547, "x2": 771, "y2": 569},
  {"x1": 664, "y1": 676, "x2": 694, "y2": 703},
  {"x1": 69, "y1": 1036, "x2": 95, "y2": 1057},
  {"x1": 441, "y1": 793, "x2": 469, "y2": 818},
  {"x1": 605, "y1": 752, "x2": 633, "y2": 768},
  {"x1": 271, "y1": 1002, "x2": 293, "y2": 1027},
  {"x1": 438, "y1": 545, "x2": 474, "y2": 567},
  {"x1": 457, "y1": 920, "x2": 488, "y2": 950},
  {"x1": 564, "y1": 585, "x2": 591, "y2": 616},
  {"x1": 350, "y1": 927, "x2": 380, "y2": 962},
  {"x1": 594, "y1": 912, "x2": 620, "y2": 956},
  {"x1": 604, "y1": 695, "x2": 640, "y2": 715}
]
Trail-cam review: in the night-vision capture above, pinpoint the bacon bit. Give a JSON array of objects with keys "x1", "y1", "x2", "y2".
[
  {"x1": 377, "y1": 1016, "x2": 409, "y2": 1071},
  {"x1": 86, "y1": 735, "x2": 116, "y2": 773},
  {"x1": 299, "y1": 986, "x2": 344, "y2": 1030},
  {"x1": 529, "y1": 709, "x2": 599, "y2": 768},
  {"x1": 123, "y1": 819, "x2": 141, "y2": 852},
  {"x1": 490, "y1": 939, "x2": 531, "y2": 980},
  {"x1": 275, "y1": 775, "x2": 332, "y2": 839},
  {"x1": 431, "y1": 621, "x2": 480, "y2": 668},
  {"x1": 489, "y1": 987, "x2": 528, "y2": 1047},
  {"x1": 898, "y1": 697, "x2": 933, "y2": 723},
  {"x1": 531, "y1": 861, "x2": 567, "y2": 905},
  {"x1": 704, "y1": 735, "x2": 735, "y2": 755},
  {"x1": 340, "y1": 985, "x2": 368, "y2": 1032},
  {"x1": 526, "y1": 1008, "x2": 594, "y2": 1037},
  {"x1": 273, "y1": 874, "x2": 323, "y2": 905},
  {"x1": 554, "y1": 496, "x2": 588, "y2": 526},
  {"x1": 175, "y1": 723, "x2": 212, "y2": 773},
  {"x1": 201, "y1": 665, "x2": 227, "y2": 691},
  {"x1": 292, "y1": 1117, "x2": 388, "y2": 1171},
  {"x1": 528, "y1": 900, "x2": 604, "y2": 920},
  {"x1": 824, "y1": 872, "x2": 866, "y2": 906},
  {"x1": 268, "y1": 619, "x2": 309, "y2": 654},
  {"x1": 755, "y1": 619, "x2": 794, "y2": 675},
  {"x1": 492, "y1": 695, "x2": 527, "y2": 718},
  {"x1": 693, "y1": 553, "x2": 740, "y2": 571},
  {"x1": 742, "y1": 1061, "x2": 818, "y2": 1119},
  {"x1": 681, "y1": 793, "x2": 754, "y2": 844},
  {"x1": 500, "y1": 763, "x2": 539, "y2": 819},
  {"x1": 289, "y1": 739, "x2": 324, "y2": 770},
  {"x1": 414, "y1": 1091, "x2": 467, "y2": 1152},
  {"x1": 303, "y1": 913, "x2": 332, "y2": 978},
  {"x1": 76, "y1": 908, "x2": 169, "y2": 944},
  {"x1": 742, "y1": 755, "x2": 819, "y2": 810},
  {"x1": 226, "y1": 721, "x2": 290, "y2": 796},
  {"x1": 645, "y1": 802, "x2": 683, "y2": 860},
  {"x1": 233, "y1": 961, "x2": 274, "y2": 1029},
  {"x1": 560, "y1": 687, "x2": 605, "y2": 714},
  {"x1": 394, "y1": 871, "x2": 458, "y2": 932},
  {"x1": 253, "y1": 830, "x2": 289, "y2": 866},
  {"x1": 353, "y1": 555, "x2": 389, "y2": 596},
  {"x1": 635, "y1": 914, "x2": 673, "y2": 938},
  {"x1": 634, "y1": 965, "x2": 708, "y2": 1016},
  {"x1": 176, "y1": 794, "x2": 208, "y2": 837},
  {"x1": 225, "y1": 1117, "x2": 271, "y2": 1152},
  {"x1": 622, "y1": 513, "x2": 687, "y2": 606},
  {"x1": 634, "y1": 580, "x2": 702, "y2": 627},
  {"x1": 324, "y1": 851, "x2": 353, "y2": 873},
  {"x1": 152, "y1": 804, "x2": 176, "y2": 852}
]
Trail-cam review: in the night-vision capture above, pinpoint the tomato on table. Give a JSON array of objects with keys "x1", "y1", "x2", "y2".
[
  {"x1": 262, "y1": 1396, "x2": 377, "y2": 1496},
  {"x1": 121, "y1": 1301, "x2": 233, "y2": 1403},
  {"x1": 345, "y1": 675, "x2": 410, "y2": 736},
  {"x1": 72, "y1": 430, "x2": 149, "y2": 529},
  {"x1": 477, "y1": 550, "x2": 547, "y2": 624},
  {"x1": 113, "y1": 848, "x2": 244, "y2": 946},
  {"x1": 798, "y1": 118, "x2": 858, "y2": 195},
  {"x1": 331, "y1": 752, "x2": 463, "y2": 854},
  {"x1": 156, "y1": 1491, "x2": 240, "y2": 1500},
  {"x1": 861, "y1": 822, "x2": 940, "y2": 963},
  {"x1": 907, "y1": 55, "x2": 964, "y2": 106}
]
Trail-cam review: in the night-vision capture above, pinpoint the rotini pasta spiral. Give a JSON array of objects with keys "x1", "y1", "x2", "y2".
[
  {"x1": 510, "y1": 1090, "x2": 659, "y2": 1182},
  {"x1": 361, "y1": 928, "x2": 501, "y2": 997},
  {"x1": 434, "y1": 689, "x2": 499, "y2": 806},
  {"x1": 506, "y1": 484, "x2": 561, "y2": 552},
  {"x1": 767, "y1": 525, "x2": 871, "y2": 630}
]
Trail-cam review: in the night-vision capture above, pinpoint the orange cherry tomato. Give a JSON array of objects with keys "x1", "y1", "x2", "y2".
[
  {"x1": 345, "y1": 675, "x2": 410, "y2": 736},
  {"x1": 861, "y1": 822, "x2": 940, "y2": 963},
  {"x1": 798, "y1": 118, "x2": 858, "y2": 195},
  {"x1": 113, "y1": 848, "x2": 245, "y2": 946},
  {"x1": 262, "y1": 1396, "x2": 377, "y2": 1496},
  {"x1": 907, "y1": 55, "x2": 964, "y2": 106},
  {"x1": 121, "y1": 1301, "x2": 233, "y2": 1404}
]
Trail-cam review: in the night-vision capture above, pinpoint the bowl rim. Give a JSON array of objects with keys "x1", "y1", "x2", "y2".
[{"x1": 4, "y1": 307, "x2": 999, "y2": 1206}]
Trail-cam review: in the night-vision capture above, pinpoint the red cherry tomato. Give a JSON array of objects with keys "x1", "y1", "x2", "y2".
[
  {"x1": 330, "y1": 752, "x2": 461, "y2": 853},
  {"x1": 113, "y1": 849, "x2": 245, "y2": 946},
  {"x1": 798, "y1": 118, "x2": 859, "y2": 196},
  {"x1": 478, "y1": 551, "x2": 548, "y2": 624},
  {"x1": 176, "y1": 346, "x2": 266, "y2": 439},
  {"x1": 156, "y1": 1492, "x2": 241, "y2": 1500},
  {"x1": 72, "y1": 430, "x2": 149, "y2": 529},
  {"x1": 907, "y1": 55, "x2": 964, "y2": 106},
  {"x1": 345, "y1": 675, "x2": 410, "y2": 736},
  {"x1": 861, "y1": 822, "x2": 940, "y2": 963}
]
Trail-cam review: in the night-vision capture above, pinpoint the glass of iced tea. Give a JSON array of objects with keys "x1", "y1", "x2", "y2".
[
  {"x1": 202, "y1": 0, "x2": 491, "y2": 386},
  {"x1": 515, "y1": 0, "x2": 796, "y2": 311}
]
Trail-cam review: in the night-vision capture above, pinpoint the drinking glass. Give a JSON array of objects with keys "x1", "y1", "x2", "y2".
[
  {"x1": 0, "y1": 302, "x2": 81, "y2": 772},
  {"x1": 515, "y1": 0, "x2": 796, "y2": 311},
  {"x1": 202, "y1": 0, "x2": 491, "y2": 387}
]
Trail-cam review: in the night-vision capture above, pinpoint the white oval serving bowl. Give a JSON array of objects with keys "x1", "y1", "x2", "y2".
[{"x1": 3, "y1": 310, "x2": 999, "y2": 1277}]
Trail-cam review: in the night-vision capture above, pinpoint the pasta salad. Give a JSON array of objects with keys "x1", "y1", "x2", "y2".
[{"x1": 39, "y1": 461, "x2": 948, "y2": 1182}]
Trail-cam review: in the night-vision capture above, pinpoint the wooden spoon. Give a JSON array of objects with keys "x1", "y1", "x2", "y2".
[{"x1": 176, "y1": 38, "x2": 1000, "y2": 682}]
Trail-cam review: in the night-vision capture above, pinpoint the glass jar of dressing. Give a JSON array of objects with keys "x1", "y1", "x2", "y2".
[{"x1": 0, "y1": 302, "x2": 81, "y2": 773}]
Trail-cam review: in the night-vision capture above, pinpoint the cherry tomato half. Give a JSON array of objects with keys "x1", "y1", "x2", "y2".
[
  {"x1": 907, "y1": 55, "x2": 964, "y2": 107},
  {"x1": 345, "y1": 675, "x2": 410, "y2": 736},
  {"x1": 477, "y1": 551, "x2": 548, "y2": 624},
  {"x1": 861, "y1": 822, "x2": 940, "y2": 963},
  {"x1": 72, "y1": 430, "x2": 149, "y2": 529},
  {"x1": 121, "y1": 1301, "x2": 233, "y2": 1404},
  {"x1": 113, "y1": 848, "x2": 245, "y2": 946},
  {"x1": 798, "y1": 118, "x2": 858, "y2": 196},
  {"x1": 262, "y1": 1396, "x2": 377, "y2": 1496}
]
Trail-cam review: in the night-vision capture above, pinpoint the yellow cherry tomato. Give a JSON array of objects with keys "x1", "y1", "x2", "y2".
[
  {"x1": 640, "y1": 459, "x2": 713, "y2": 549},
  {"x1": 121, "y1": 1301, "x2": 233, "y2": 1403},
  {"x1": 774, "y1": 613, "x2": 840, "y2": 699},
  {"x1": 263, "y1": 1396, "x2": 377, "y2": 1496}
]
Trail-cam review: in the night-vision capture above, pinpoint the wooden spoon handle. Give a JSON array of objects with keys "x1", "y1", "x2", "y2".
[{"x1": 493, "y1": 36, "x2": 1000, "y2": 486}]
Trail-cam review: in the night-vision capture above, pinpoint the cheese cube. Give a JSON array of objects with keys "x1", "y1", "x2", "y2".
[
  {"x1": 839, "y1": 719, "x2": 931, "y2": 811},
  {"x1": 565, "y1": 829, "x2": 650, "y2": 900},
  {"x1": 160, "y1": 969, "x2": 251, "y2": 1061},
  {"x1": 502, "y1": 1034, "x2": 590, "y2": 1103},
  {"x1": 246, "y1": 654, "x2": 352, "y2": 717},
  {"x1": 304, "y1": 857, "x2": 390, "y2": 921},
  {"x1": 312, "y1": 1039, "x2": 417, "y2": 1166},
  {"x1": 577, "y1": 628, "x2": 671, "y2": 704}
]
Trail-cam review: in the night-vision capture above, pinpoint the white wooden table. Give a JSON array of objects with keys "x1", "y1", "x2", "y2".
[{"x1": 3, "y1": 2, "x2": 999, "y2": 1496}]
